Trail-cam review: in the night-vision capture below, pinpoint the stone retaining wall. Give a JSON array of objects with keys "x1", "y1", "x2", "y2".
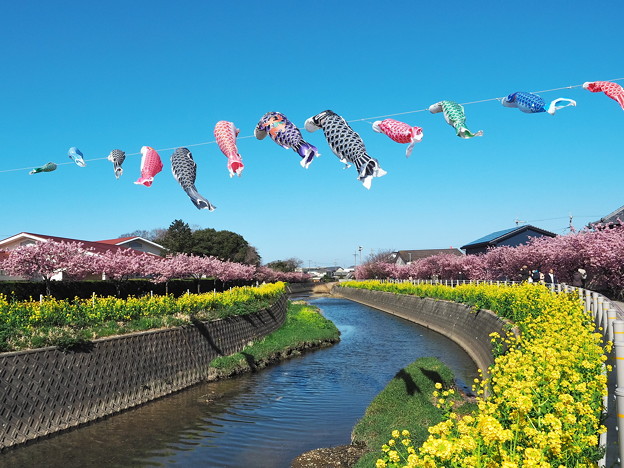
[
  {"x1": 286, "y1": 282, "x2": 315, "y2": 294},
  {"x1": 333, "y1": 286, "x2": 510, "y2": 376},
  {"x1": 0, "y1": 294, "x2": 287, "y2": 451}
]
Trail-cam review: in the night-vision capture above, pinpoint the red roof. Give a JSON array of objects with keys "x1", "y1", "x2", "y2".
[
  {"x1": 96, "y1": 236, "x2": 139, "y2": 245},
  {"x1": 3, "y1": 233, "x2": 139, "y2": 256}
]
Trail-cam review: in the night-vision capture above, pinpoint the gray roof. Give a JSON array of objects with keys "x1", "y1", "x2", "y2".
[
  {"x1": 461, "y1": 225, "x2": 557, "y2": 249},
  {"x1": 463, "y1": 227, "x2": 519, "y2": 247},
  {"x1": 591, "y1": 205, "x2": 624, "y2": 226}
]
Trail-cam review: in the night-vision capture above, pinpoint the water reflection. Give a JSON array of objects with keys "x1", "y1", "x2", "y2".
[{"x1": 1, "y1": 297, "x2": 477, "y2": 468}]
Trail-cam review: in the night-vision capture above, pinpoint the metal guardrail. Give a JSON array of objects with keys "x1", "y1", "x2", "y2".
[{"x1": 372, "y1": 278, "x2": 622, "y2": 467}]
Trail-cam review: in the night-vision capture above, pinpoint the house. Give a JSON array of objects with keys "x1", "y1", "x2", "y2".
[
  {"x1": 96, "y1": 236, "x2": 167, "y2": 256},
  {"x1": 461, "y1": 225, "x2": 557, "y2": 256},
  {"x1": 590, "y1": 205, "x2": 624, "y2": 229},
  {"x1": 0, "y1": 232, "x2": 165, "y2": 281},
  {"x1": 0, "y1": 233, "x2": 165, "y2": 256},
  {"x1": 302, "y1": 266, "x2": 338, "y2": 281},
  {"x1": 332, "y1": 267, "x2": 352, "y2": 279},
  {"x1": 298, "y1": 266, "x2": 351, "y2": 280},
  {"x1": 388, "y1": 249, "x2": 464, "y2": 265}
]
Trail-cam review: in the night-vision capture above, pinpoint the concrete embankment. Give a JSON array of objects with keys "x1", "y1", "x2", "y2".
[
  {"x1": 332, "y1": 285, "x2": 512, "y2": 376},
  {"x1": 287, "y1": 282, "x2": 337, "y2": 296},
  {"x1": 0, "y1": 295, "x2": 289, "y2": 451}
]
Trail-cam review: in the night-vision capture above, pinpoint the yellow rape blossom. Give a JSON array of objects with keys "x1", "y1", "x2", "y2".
[{"x1": 359, "y1": 281, "x2": 608, "y2": 467}]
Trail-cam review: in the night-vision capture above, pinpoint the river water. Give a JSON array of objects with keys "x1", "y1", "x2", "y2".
[{"x1": 1, "y1": 296, "x2": 478, "y2": 468}]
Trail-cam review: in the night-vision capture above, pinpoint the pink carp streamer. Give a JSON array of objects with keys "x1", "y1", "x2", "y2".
[
  {"x1": 134, "y1": 146, "x2": 163, "y2": 187},
  {"x1": 214, "y1": 121, "x2": 244, "y2": 177},
  {"x1": 583, "y1": 81, "x2": 624, "y2": 110},
  {"x1": 372, "y1": 118, "x2": 423, "y2": 157}
]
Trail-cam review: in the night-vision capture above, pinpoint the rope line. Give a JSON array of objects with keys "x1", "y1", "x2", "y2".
[{"x1": 2, "y1": 77, "x2": 622, "y2": 174}]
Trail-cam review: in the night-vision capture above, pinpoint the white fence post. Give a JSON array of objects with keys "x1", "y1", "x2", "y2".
[
  {"x1": 608, "y1": 306, "x2": 618, "y2": 343},
  {"x1": 586, "y1": 290, "x2": 593, "y2": 317},
  {"x1": 596, "y1": 294, "x2": 604, "y2": 329},
  {"x1": 613, "y1": 321, "x2": 624, "y2": 466}
]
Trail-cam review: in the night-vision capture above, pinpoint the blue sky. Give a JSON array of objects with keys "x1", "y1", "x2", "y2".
[{"x1": 1, "y1": 0, "x2": 622, "y2": 268}]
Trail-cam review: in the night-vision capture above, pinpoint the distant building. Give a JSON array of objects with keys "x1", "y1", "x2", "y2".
[
  {"x1": 301, "y1": 266, "x2": 339, "y2": 281},
  {"x1": 298, "y1": 266, "x2": 353, "y2": 281},
  {"x1": 387, "y1": 249, "x2": 464, "y2": 265},
  {"x1": 461, "y1": 225, "x2": 557, "y2": 256},
  {"x1": 0, "y1": 232, "x2": 165, "y2": 281},
  {"x1": 96, "y1": 236, "x2": 167, "y2": 256},
  {"x1": 590, "y1": 205, "x2": 624, "y2": 229}
]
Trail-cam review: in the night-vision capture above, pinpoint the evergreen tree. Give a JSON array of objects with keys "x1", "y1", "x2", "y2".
[
  {"x1": 157, "y1": 219, "x2": 193, "y2": 254},
  {"x1": 191, "y1": 228, "x2": 249, "y2": 262},
  {"x1": 265, "y1": 258, "x2": 302, "y2": 272}
]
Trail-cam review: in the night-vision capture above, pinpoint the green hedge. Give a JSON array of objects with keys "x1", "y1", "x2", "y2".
[{"x1": 0, "y1": 278, "x2": 254, "y2": 301}]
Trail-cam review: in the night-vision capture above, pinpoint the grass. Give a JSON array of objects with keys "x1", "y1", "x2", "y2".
[
  {"x1": 0, "y1": 283, "x2": 285, "y2": 351},
  {"x1": 352, "y1": 357, "x2": 477, "y2": 467},
  {"x1": 209, "y1": 300, "x2": 340, "y2": 374}
]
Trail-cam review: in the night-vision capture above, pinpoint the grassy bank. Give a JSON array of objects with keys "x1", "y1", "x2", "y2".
[
  {"x1": 209, "y1": 301, "x2": 340, "y2": 376},
  {"x1": 351, "y1": 357, "x2": 476, "y2": 467},
  {"x1": 0, "y1": 283, "x2": 285, "y2": 351}
]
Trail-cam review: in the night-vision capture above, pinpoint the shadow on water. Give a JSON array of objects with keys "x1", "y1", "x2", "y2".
[{"x1": 1, "y1": 296, "x2": 478, "y2": 468}]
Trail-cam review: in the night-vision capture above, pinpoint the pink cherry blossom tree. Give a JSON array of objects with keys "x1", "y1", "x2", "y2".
[
  {"x1": 95, "y1": 248, "x2": 155, "y2": 296},
  {"x1": 214, "y1": 260, "x2": 255, "y2": 285},
  {"x1": 253, "y1": 266, "x2": 310, "y2": 283},
  {"x1": 1, "y1": 241, "x2": 95, "y2": 295},
  {"x1": 255, "y1": 266, "x2": 277, "y2": 283},
  {"x1": 355, "y1": 225, "x2": 624, "y2": 298}
]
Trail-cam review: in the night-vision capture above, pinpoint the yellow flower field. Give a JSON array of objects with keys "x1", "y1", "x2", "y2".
[
  {"x1": 0, "y1": 282, "x2": 286, "y2": 351},
  {"x1": 343, "y1": 282, "x2": 608, "y2": 467}
]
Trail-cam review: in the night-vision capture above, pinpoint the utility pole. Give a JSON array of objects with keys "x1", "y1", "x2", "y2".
[{"x1": 358, "y1": 246, "x2": 363, "y2": 265}]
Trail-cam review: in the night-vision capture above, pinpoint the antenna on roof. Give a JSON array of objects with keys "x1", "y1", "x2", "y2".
[{"x1": 514, "y1": 218, "x2": 526, "y2": 225}]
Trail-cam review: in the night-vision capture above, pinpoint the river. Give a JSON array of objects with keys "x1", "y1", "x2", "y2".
[{"x1": 0, "y1": 296, "x2": 478, "y2": 468}]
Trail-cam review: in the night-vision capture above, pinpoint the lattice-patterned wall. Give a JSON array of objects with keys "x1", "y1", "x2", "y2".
[{"x1": 0, "y1": 294, "x2": 286, "y2": 450}]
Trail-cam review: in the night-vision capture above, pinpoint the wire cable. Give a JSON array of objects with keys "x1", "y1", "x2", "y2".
[{"x1": 1, "y1": 77, "x2": 622, "y2": 174}]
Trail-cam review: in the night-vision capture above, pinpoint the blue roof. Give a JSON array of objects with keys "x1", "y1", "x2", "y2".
[{"x1": 462, "y1": 226, "x2": 522, "y2": 247}]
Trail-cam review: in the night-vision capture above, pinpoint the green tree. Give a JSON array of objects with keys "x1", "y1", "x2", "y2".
[
  {"x1": 157, "y1": 219, "x2": 193, "y2": 255},
  {"x1": 151, "y1": 220, "x2": 260, "y2": 264},
  {"x1": 265, "y1": 258, "x2": 302, "y2": 272},
  {"x1": 118, "y1": 228, "x2": 167, "y2": 241},
  {"x1": 191, "y1": 229, "x2": 250, "y2": 262}
]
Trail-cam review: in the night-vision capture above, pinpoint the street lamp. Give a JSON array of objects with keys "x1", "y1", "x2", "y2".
[{"x1": 358, "y1": 246, "x2": 363, "y2": 265}]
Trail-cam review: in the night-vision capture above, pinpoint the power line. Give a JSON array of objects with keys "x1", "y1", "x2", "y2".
[
  {"x1": 1, "y1": 77, "x2": 622, "y2": 175},
  {"x1": 520, "y1": 215, "x2": 600, "y2": 223}
]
